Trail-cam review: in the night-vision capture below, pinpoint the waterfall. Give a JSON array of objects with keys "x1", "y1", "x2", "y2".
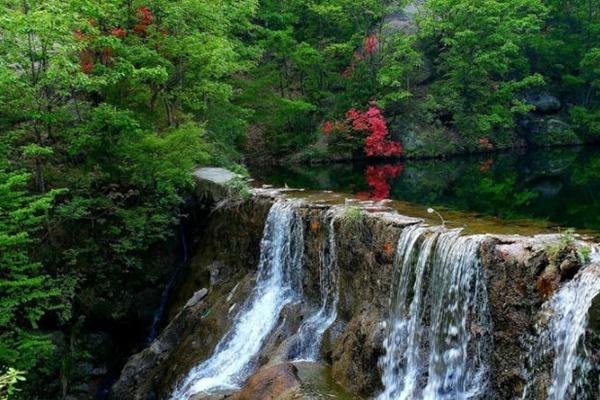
[
  {"x1": 170, "y1": 201, "x2": 304, "y2": 399},
  {"x1": 591, "y1": 245, "x2": 600, "y2": 263},
  {"x1": 521, "y1": 264, "x2": 600, "y2": 400},
  {"x1": 378, "y1": 226, "x2": 492, "y2": 400},
  {"x1": 288, "y1": 209, "x2": 340, "y2": 361},
  {"x1": 379, "y1": 225, "x2": 439, "y2": 400},
  {"x1": 146, "y1": 227, "x2": 190, "y2": 344}
]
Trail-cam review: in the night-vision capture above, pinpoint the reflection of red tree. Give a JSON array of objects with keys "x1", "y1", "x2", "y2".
[
  {"x1": 479, "y1": 158, "x2": 494, "y2": 172},
  {"x1": 357, "y1": 164, "x2": 403, "y2": 200}
]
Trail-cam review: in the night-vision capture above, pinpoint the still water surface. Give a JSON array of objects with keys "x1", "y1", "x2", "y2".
[{"x1": 253, "y1": 146, "x2": 600, "y2": 234}]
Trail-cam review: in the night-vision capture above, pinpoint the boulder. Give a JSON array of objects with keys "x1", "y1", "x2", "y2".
[
  {"x1": 382, "y1": 11, "x2": 417, "y2": 35},
  {"x1": 330, "y1": 307, "x2": 386, "y2": 396},
  {"x1": 381, "y1": 1, "x2": 424, "y2": 35},
  {"x1": 230, "y1": 363, "x2": 300, "y2": 400},
  {"x1": 523, "y1": 93, "x2": 562, "y2": 114},
  {"x1": 517, "y1": 115, "x2": 581, "y2": 146}
]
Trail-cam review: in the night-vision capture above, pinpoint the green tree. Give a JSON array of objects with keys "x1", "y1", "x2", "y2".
[
  {"x1": 418, "y1": 0, "x2": 547, "y2": 143},
  {"x1": 0, "y1": 170, "x2": 69, "y2": 380}
]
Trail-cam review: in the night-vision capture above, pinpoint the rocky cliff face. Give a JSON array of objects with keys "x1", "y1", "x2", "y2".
[{"x1": 110, "y1": 170, "x2": 599, "y2": 400}]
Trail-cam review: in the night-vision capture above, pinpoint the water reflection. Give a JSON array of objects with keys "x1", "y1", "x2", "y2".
[
  {"x1": 356, "y1": 164, "x2": 403, "y2": 200},
  {"x1": 252, "y1": 146, "x2": 600, "y2": 233}
]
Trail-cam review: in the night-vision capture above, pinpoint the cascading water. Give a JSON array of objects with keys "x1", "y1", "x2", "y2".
[
  {"x1": 378, "y1": 225, "x2": 492, "y2": 400},
  {"x1": 521, "y1": 263, "x2": 600, "y2": 400},
  {"x1": 379, "y1": 225, "x2": 438, "y2": 400},
  {"x1": 147, "y1": 228, "x2": 190, "y2": 344},
  {"x1": 288, "y1": 209, "x2": 340, "y2": 361},
  {"x1": 170, "y1": 201, "x2": 304, "y2": 399}
]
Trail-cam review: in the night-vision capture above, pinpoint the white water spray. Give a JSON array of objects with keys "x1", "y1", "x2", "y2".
[
  {"x1": 170, "y1": 201, "x2": 304, "y2": 399},
  {"x1": 522, "y1": 263, "x2": 600, "y2": 400},
  {"x1": 378, "y1": 226, "x2": 492, "y2": 400},
  {"x1": 289, "y1": 209, "x2": 340, "y2": 361}
]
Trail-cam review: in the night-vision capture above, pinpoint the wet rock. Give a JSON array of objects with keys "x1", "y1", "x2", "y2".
[
  {"x1": 230, "y1": 363, "x2": 300, "y2": 400},
  {"x1": 523, "y1": 93, "x2": 561, "y2": 114},
  {"x1": 111, "y1": 179, "x2": 600, "y2": 400},
  {"x1": 559, "y1": 252, "x2": 580, "y2": 277},
  {"x1": 331, "y1": 307, "x2": 385, "y2": 396},
  {"x1": 110, "y1": 238, "x2": 263, "y2": 400},
  {"x1": 517, "y1": 115, "x2": 581, "y2": 146},
  {"x1": 208, "y1": 261, "x2": 229, "y2": 285},
  {"x1": 185, "y1": 288, "x2": 208, "y2": 308},
  {"x1": 479, "y1": 237, "x2": 548, "y2": 399},
  {"x1": 536, "y1": 264, "x2": 561, "y2": 299}
]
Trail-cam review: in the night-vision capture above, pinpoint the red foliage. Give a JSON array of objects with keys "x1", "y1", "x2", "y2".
[
  {"x1": 321, "y1": 120, "x2": 349, "y2": 135},
  {"x1": 479, "y1": 158, "x2": 494, "y2": 172},
  {"x1": 364, "y1": 34, "x2": 378, "y2": 55},
  {"x1": 111, "y1": 27, "x2": 127, "y2": 38},
  {"x1": 341, "y1": 50, "x2": 363, "y2": 78},
  {"x1": 479, "y1": 137, "x2": 494, "y2": 150},
  {"x1": 346, "y1": 105, "x2": 403, "y2": 157},
  {"x1": 74, "y1": 29, "x2": 88, "y2": 41},
  {"x1": 341, "y1": 66, "x2": 353, "y2": 78},
  {"x1": 137, "y1": 7, "x2": 154, "y2": 24},
  {"x1": 80, "y1": 50, "x2": 95, "y2": 74},
  {"x1": 134, "y1": 6, "x2": 154, "y2": 35},
  {"x1": 133, "y1": 24, "x2": 146, "y2": 35},
  {"x1": 101, "y1": 47, "x2": 113, "y2": 65},
  {"x1": 357, "y1": 164, "x2": 403, "y2": 200}
]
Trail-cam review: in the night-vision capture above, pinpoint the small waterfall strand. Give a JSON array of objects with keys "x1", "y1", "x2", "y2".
[
  {"x1": 170, "y1": 201, "x2": 305, "y2": 399},
  {"x1": 521, "y1": 264, "x2": 600, "y2": 400},
  {"x1": 378, "y1": 226, "x2": 492, "y2": 400},
  {"x1": 290, "y1": 208, "x2": 341, "y2": 361},
  {"x1": 421, "y1": 231, "x2": 491, "y2": 400},
  {"x1": 379, "y1": 225, "x2": 439, "y2": 400}
]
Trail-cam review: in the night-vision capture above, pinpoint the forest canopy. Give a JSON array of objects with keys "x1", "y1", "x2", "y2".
[{"x1": 0, "y1": 0, "x2": 598, "y2": 398}]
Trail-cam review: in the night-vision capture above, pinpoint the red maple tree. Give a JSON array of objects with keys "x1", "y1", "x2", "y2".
[
  {"x1": 111, "y1": 27, "x2": 127, "y2": 38},
  {"x1": 364, "y1": 34, "x2": 378, "y2": 55},
  {"x1": 80, "y1": 50, "x2": 95, "y2": 74},
  {"x1": 134, "y1": 6, "x2": 154, "y2": 35},
  {"x1": 345, "y1": 105, "x2": 403, "y2": 157}
]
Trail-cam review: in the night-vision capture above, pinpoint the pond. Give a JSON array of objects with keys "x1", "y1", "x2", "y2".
[{"x1": 251, "y1": 146, "x2": 600, "y2": 235}]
